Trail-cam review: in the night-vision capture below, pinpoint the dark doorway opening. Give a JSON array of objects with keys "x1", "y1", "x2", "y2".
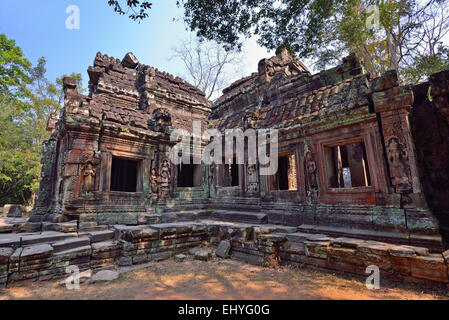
[
  {"x1": 230, "y1": 161, "x2": 239, "y2": 187},
  {"x1": 178, "y1": 164, "x2": 195, "y2": 187},
  {"x1": 223, "y1": 158, "x2": 239, "y2": 187},
  {"x1": 110, "y1": 157, "x2": 138, "y2": 192},
  {"x1": 278, "y1": 156, "x2": 290, "y2": 190}
]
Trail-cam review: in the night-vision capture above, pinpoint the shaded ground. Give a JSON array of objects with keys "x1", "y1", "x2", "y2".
[{"x1": 0, "y1": 258, "x2": 448, "y2": 300}]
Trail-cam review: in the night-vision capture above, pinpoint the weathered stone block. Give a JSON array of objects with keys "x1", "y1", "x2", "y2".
[
  {"x1": 331, "y1": 237, "x2": 365, "y2": 249},
  {"x1": 304, "y1": 241, "x2": 329, "y2": 259},
  {"x1": 52, "y1": 245, "x2": 92, "y2": 261},
  {"x1": 0, "y1": 247, "x2": 13, "y2": 265},
  {"x1": 21, "y1": 232, "x2": 77, "y2": 246},
  {"x1": 388, "y1": 246, "x2": 416, "y2": 258},
  {"x1": 410, "y1": 255, "x2": 448, "y2": 283},
  {"x1": 4, "y1": 204, "x2": 22, "y2": 218},
  {"x1": 285, "y1": 232, "x2": 310, "y2": 244},
  {"x1": 215, "y1": 240, "x2": 231, "y2": 258},
  {"x1": 20, "y1": 244, "x2": 53, "y2": 261},
  {"x1": 118, "y1": 256, "x2": 132, "y2": 266},
  {"x1": 281, "y1": 241, "x2": 305, "y2": 255},
  {"x1": 87, "y1": 230, "x2": 115, "y2": 243},
  {"x1": 52, "y1": 237, "x2": 90, "y2": 253},
  {"x1": 0, "y1": 234, "x2": 21, "y2": 249},
  {"x1": 121, "y1": 52, "x2": 139, "y2": 69}
]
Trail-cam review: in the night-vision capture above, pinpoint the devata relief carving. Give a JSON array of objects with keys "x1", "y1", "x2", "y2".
[{"x1": 386, "y1": 136, "x2": 411, "y2": 192}]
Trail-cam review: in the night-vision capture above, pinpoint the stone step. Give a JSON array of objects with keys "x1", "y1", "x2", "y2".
[
  {"x1": 51, "y1": 237, "x2": 91, "y2": 253},
  {"x1": 21, "y1": 231, "x2": 78, "y2": 246},
  {"x1": 160, "y1": 211, "x2": 211, "y2": 223},
  {"x1": 211, "y1": 210, "x2": 268, "y2": 224},
  {"x1": 210, "y1": 200, "x2": 262, "y2": 213},
  {"x1": 296, "y1": 224, "x2": 443, "y2": 252},
  {"x1": 42, "y1": 222, "x2": 78, "y2": 233},
  {"x1": 81, "y1": 230, "x2": 115, "y2": 243}
]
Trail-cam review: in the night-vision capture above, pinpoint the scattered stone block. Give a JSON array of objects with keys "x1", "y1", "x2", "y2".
[
  {"x1": 194, "y1": 249, "x2": 212, "y2": 261},
  {"x1": 174, "y1": 254, "x2": 187, "y2": 262},
  {"x1": 121, "y1": 52, "x2": 139, "y2": 69},
  {"x1": 90, "y1": 269, "x2": 119, "y2": 283},
  {"x1": 118, "y1": 256, "x2": 132, "y2": 266},
  {"x1": 215, "y1": 240, "x2": 231, "y2": 258},
  {"x1": 4, "y1": 205, "x2": 22, "y2": 218}
]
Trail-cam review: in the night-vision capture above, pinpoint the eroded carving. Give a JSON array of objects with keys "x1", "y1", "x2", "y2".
[{"x1": 386, "y1": 136, "x2": 411, "y2": 192}]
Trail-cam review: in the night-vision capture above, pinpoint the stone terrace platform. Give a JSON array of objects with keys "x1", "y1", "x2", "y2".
[{"x1": 1, "y1": 214, "x2": 449, "y2": 289}]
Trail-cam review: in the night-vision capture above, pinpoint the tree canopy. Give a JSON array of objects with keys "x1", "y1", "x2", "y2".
[
  {"x1": 0, "y1": 34, "x2": 84, "y2": 206},
  {"x1": 108, "y1": 0, "x2": 449, "y2": 82}
]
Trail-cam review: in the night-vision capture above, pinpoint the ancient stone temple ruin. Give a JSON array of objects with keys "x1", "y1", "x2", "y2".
[{"x1": 1, "y1": 48, "x2": 449, "y2": 287}]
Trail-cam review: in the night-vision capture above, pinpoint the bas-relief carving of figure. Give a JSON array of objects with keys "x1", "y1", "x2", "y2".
[
  {"x1": 305, "y1": 148, "x2": 319, "y2": 197},
  {"x1": 386, "y1": 136, "x2": 411, "y2": 191},
  {"x1": 158, "y1": 158, "x2": 171, "y2": 198},
  {"x1": 246, "y1": 164, "x2": 259, "y2": 192},
  {"x1": 209, "y1": 163, "x2": 215, "y2": 186},
  {"x1": 82, "y1": 162, "x2": 96, "y2": 194},
  {"x1": 150, "y1": 167, "x2": 158, "y2": 193},
  {"x1": 160, "y1": 159, "x2": 171, "y2": 186}
]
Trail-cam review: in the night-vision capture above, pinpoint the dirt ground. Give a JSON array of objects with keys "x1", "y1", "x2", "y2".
[{"x1": 0, "y1": 257, "x2": 448, "y2": 300}]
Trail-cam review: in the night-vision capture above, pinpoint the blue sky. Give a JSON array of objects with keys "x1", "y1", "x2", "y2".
[{"x1": 0, "y1": 0, "x2": 272, "y2": 91}]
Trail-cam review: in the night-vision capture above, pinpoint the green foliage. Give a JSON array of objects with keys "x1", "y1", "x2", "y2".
[
  {"x1": 0, "y1": 34, "x2": 84, "y2": 206},
  {"x1": 107, "y1": 0, "x2": 152, "y2": 21},
  {"x1": 106, "y1": 0, "x2": 449, "y2": 81},
  {"x1": 401, "y1": 45, "x2": 449, "y2": 84},
  {"x1": 0, "y1": 34, "x2": 32, "y2": 98}
]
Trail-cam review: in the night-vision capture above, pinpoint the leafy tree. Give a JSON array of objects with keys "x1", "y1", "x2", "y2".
[
  {"x1": 0, "y1": 34, "x2": 32, "y2": 98},
  {"x1": 0, "y1": 34, "x2": 81, "y2": 206}
]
